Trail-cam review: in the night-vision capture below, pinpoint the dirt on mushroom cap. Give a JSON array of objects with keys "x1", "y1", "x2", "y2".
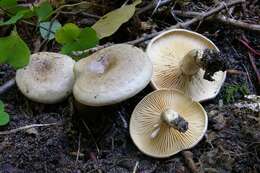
[
  {"x1": 15, "y1": 52, "x2": 75, "y2": 104},
  {"x1": 73, "y1": 44, "x2": 153, "y2": 106}
]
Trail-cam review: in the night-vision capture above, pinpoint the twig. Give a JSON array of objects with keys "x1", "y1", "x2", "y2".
[
  {"x1": 75, "y1": 133, "x2": 81, "y2": 163},
  {"x1": 242, "y1": 64, "x2": 254, "y2": 91},
  {"x1": 59, "y1": 11, "x2": 101, "y2": 19},
  {"x1": 217, "y1": 15, "x2": 260, "y2": 32},
  {"x1": 132, "y1": 161, "x2": 139, "y2": 173},
  {"x1": 74, "y1": 0, "x2": 244, "y2": 56},
  {"x1": 248, "y1": 53, "x2": 260, "y2": 85},
  {"x1": 82, "y1": 120, "x2": 100, "y2": 153},
  {"x1": 72, "y1": 43, "x2": 113, "y2": 56},
  {"x1": 182, "y1": 151, "x2": 198, "y2": 173},
  {"x1": 239, "y1": 39, "x2": 260, "y2": 57},
  {"x1": 227, "y1": 69, "x2": 247, "y2": 75},
  {"x1": 0, "y1": 78, "x2": 15, "y2": 95},
  {"x1": 0, "y1": 123, "x2": 60, "y2": 135},
  {"x1": 118, "y1": 111, "x2": 128, "y2": 129},
  {"x1": 128, "y1": 0, "x2": 245, "y2": 45},
  {"x1": 136, "y1": 0, "x2": 172, "y2": 15},
  {"x1": 89, "y1": 152, "x2": 102, "y2": 173},
  {"x1": 172, "y1": 10, "x2": 260, "y2": 32},
  {"x1": 49, "y1": 1, "x2": 106, "y2": 19}
]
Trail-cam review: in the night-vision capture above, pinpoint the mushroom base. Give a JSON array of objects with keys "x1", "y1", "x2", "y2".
[{"x1": 200, "y1": 49, "x2": 229, "y2": 81}]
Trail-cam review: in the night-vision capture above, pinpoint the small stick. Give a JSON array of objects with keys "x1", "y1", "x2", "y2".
[
  {"x1": 181, "y1": 151, "x2": 198, "y2": 173},
  {"x1": 82, "y1": 120, "x2": 100, "y2": 153},
  {"x1": 172, "y1": 10, "x2": 260, "y2": 32},
  {"x1": 227, "y1": 69, "x2": 247, "y2": 75},
  {"x1": 128, "y1": 0, "x2": 245, "y2": 45},
  {"x1": 0, "y1": 123, "x2": 60, "y2": 135},
  {"x1": 75, "y1": 133, "x2": 81, "y2": 163},
  {"x1": 242, "y1": 64, "x2": 254, "y2": 91},
  {"x1": 73, "y1": 0, "x2": 245, "y2": 56},
  {"x1": 247, "y1": 53, "x2": 260, "y2": 85},
  {"x1": 239, "y1": 39, "x2": 260, "y2": 57},
  {"x1": 136, "y1": 0, "x2": 172, "y2": 15},
  {"x1": 132, "y1": 161, "x2": 139, "y2": 173},
  {"x1": 0, "y1": 78, "x2": 16, "y2": 95}
]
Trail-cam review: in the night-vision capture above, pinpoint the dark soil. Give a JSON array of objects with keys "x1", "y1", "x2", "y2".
[{"x1": 0, "y1": 0, "x2": 260, "y2": 173}]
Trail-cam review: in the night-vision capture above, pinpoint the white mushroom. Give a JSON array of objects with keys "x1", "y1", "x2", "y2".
[
  {"x1": 16, "y1": 52, "x2": 75, "y2": 104},
  {"x1": 130, "y1": 89, "x2": 208, "y2": 158},
  {"x1": 147, "y1": 29, "x2": 227, "y2": 101},
  {"x1": 73, "y1": 44, "x2": 153, "y2": 106}
]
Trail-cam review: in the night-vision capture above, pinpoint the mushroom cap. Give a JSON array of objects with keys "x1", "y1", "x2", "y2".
[
  {"x1": 73, "y1": 44, "x2": 153, "y2": 106},
  {"x1": 16, "y1": 52, "x2": 75, "y2": 104},
  {"x1": 130, "y1": 89, "x2": 208, "y2": 158},
  {"x1": 147, "y1": 29, "x2": 226, "y2": 101}
]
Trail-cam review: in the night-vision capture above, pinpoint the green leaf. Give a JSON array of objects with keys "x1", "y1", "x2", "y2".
[
  {"x1": 0, "y1": 0, "x2": 16, "y2": 9},
  {"x1": 40, "y1": 20, "x2": 62, "y2": 40},
  {"x1": 92, "y1": 0, "x2": 142, "y2": 39},
  {"x1": 0, "y1": 100, "x2": 10, "y2": 126},
  {"x1": 0, "y1": 9, "x2": 32, "y2": 26},
  {"x1": 61, "y1": 27, "x2": 99, "y2": 54},
  {"x1": 55, "y1": 23, "x2": 81, "y2": 44},
  {"x1": 0, "y1": 0, "x2": 27, "y2": 15},
  {"x1": 0, "y1": 112, "x2": 9, "y2": 126},
  {"x1": 0, "y1": 31, "x2": 30, "y2": 69},
  {"x1": 35, "y1": 1, "x2": 53, "y2": 22}
]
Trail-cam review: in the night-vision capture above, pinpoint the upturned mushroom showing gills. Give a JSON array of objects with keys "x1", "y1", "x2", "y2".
[
  {"x1": 147, "y1": 29, "x2": 227, "y2": 101},
  {"x1": 130, "y1": 90, "x2": 207, "y2": 158},
  {"x1": 16, "y1": 52, "x2": 75, "y2": 104},
  {"x1": 73, "y1": 44, "x2": 153, "y2": 106}
]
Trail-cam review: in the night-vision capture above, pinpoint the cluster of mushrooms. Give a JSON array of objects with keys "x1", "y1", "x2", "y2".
[{"x1": 15, "y1": 29, "x2": 226, "y2": 158}]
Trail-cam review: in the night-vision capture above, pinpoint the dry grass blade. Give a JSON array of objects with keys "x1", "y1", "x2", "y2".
[{"x1": 0, "y1": 123, "x2": 60, "y2": 135}]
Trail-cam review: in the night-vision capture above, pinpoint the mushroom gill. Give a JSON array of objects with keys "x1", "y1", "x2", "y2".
[{"x1": 130, "y1": 90, "x2": 207, "y2": 158}]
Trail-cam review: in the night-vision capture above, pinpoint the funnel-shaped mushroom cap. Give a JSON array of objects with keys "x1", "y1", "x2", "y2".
[
  {"x1": 73, "y1": 44, "x2": 153, "y2": 106},
  {"x1": 130, "y1": 90, "x2": 207, "y2": 158},
  {"x1": 147, "y1": 29, "x2": 226, "y2": 101},
  {"x1": 16, "y1": 52, "x2": 75, "y2": 104}
]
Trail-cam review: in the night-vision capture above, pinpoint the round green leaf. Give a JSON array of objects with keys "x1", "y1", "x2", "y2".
[
  {"x1": 55, "y1": 23, "x2": 81, "y2": 44},
  {"x1": 0, "y1": 111, "x2": 10, "y2": 126},
  {"x1": 61, "y1": 27, "x2": 99, "y2": 54},
  {"x1": 0, "y1": 31, "x2": 30, "y2": 69},
  {"x1": 35, "y1": 1, "x2": 53, "y2": 22}
]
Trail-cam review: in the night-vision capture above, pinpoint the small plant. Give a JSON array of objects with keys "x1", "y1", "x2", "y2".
[
  {"x1": 55, "y1": 23, "x2": 99, "y2": 55},
  {"x1": 0, "y1": 100, "x2": 9, "y2": 126},
  {"x1": 224, "y1": 83, "x2": 249, "y2": 103}
]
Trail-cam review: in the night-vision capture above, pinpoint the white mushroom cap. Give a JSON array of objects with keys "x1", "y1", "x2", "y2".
[
  {"x1": 130, "y1": 89, "x2": 208, "y2": 158},
  {"x1": 73, "y1": 44, "x2": 153, "y2": 106},
  {"x1": 147, "y1": 29, "x2": 226, "y2": 101},
  {"x1": 16, "y1": 52, "x2": 75, "y2": 104}
]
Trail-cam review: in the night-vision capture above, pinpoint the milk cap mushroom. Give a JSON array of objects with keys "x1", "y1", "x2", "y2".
[
  {"x1": 73, "y1": 44, "x2": 153, "y2": 106},
  {"x1": 130, "y1": 89, "x2": 207, "y2": 158},
  {"x1": 16, "y1": 52, "x2": 75, "y2": 104},
  {"x1": 147, "y1": 29, "x2": 227, "y2": 101}
]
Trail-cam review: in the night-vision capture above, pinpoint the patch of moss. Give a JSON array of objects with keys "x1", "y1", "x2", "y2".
[{"x1": 224, "y1": 83, "x2": 249, "y2": 103}]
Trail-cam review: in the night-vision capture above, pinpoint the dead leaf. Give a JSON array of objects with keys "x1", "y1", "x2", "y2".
[{"x1": 92, "y1": 0, "x2": 142, "y2": 39}]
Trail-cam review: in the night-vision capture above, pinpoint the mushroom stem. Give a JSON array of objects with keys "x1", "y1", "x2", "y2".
[
  {"x1": 161, "y1": 109, "x2": 189, "y2": 132},
  {"x1": 180, "y1": 49, "x2": 228, "y2": 81},
  {"x1": 150, "y1": 109, "x2": 189, "y2": 139},
  {"x1": 179, "y1": 49, "x2": 203, "y2": 76}
]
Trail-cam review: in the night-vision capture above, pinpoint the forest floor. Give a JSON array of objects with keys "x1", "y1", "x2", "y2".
[{"x1": 0, "y1": 0, "x2": 259, "y2": 173}]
